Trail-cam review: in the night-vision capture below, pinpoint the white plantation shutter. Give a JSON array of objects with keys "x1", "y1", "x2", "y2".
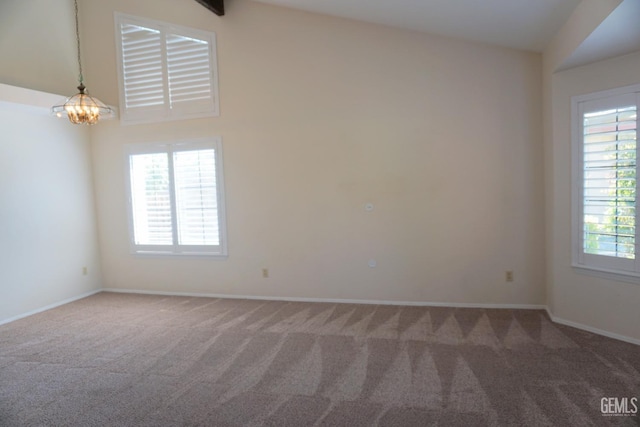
[
  {"x1": 166, "y1": 34, "x2": 214, "y2": 113},
  {"x1": 583, "y1": 106, "x2": 637, "y2": 259},
  {"x1": 120, "y1": 23, "x2": 165, "y2": 111},
  {"x1": 115, "y1": 14, "x2": 219, "y2": 124},
  {"x1": 174, "y1": 149, "x2": 219, "y2": 245},
  {"x1": 129, "y1": 153, "x2": 173, "y2": 246},
  {"x1": 125, "y1": 139, "x2": 227, "y2": 256},
  {"x1": 574, "y1": 88, "x2": 640, "y2": 275}
]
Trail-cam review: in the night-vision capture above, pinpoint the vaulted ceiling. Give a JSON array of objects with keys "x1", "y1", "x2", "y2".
[
  {"x1": 251, "y1": 0, "x2": 582, "y2": 52},
  {"x1": 248, "y1": 0, "x2": 640, "y2": 69}
]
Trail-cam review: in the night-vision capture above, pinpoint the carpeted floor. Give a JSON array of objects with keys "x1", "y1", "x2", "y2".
[{"x1": 0, "y1": 292, "x2": 638, "y2": 426}]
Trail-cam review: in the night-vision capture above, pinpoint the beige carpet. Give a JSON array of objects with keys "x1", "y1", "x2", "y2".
[{"x1": 0, "y1": 292, "x2": 638, "y2": 426}]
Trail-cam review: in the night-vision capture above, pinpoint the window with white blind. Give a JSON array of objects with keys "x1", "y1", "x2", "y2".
[
  {"x1": 125, "y1": 138, "x2": 227, "y2": 256},
  {"x1": 572, "y1": 85, "x2": 640, "y2": 277},
  {"x1": 115, "y1": 13, "x2": 219, "y2": 124}
]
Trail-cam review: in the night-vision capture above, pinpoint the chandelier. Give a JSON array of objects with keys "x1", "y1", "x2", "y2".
[{"x1": 52, "y1": 0, "x2": 114, "y2": 125}]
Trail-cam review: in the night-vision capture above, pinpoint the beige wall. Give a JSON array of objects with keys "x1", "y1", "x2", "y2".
[
  {"x1": 0, "y1": 1, "x2": 103, "y2": 323},
  {"x1": 542, "y1": 0, "x2": 621, "y2": 314},
  {"x1": 542, "y1": 0, "x2": 621, "y2": 74},
  {"x1": 545, "y1": 52, "x2": 640, "y2": 341},
  {"x1": 543, "y1": 0, "x2": 640, "y2": 343},
  {"x1": 0, "y1": 85, "x2": 103, "y2": 323},
  {"x1": 0, "y1": 0, "x2": 78, "y2": 95},
  {"x1": 85, "y1": 0, "x2": 544, "y2": 305},
  {"x1": 2, "y1": 0, "x2": 636, "y2": 343}
]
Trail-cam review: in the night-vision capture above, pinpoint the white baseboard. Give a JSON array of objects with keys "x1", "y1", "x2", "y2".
[
  {"x1": 546, "y1": 308, "x2": 640, "y2": 346},
  {"x1": 101, "y1": 287, "x2": 546, "y2": 310},
  {"x1": 103, "y1": 289, "x2": 639, "y2": 345},
  {"x1": 4, "y1": 287, "x2": 638, "y2": 346},
  {"x1": 0, "y1": 289, "x2": 102, "y2": 326}
]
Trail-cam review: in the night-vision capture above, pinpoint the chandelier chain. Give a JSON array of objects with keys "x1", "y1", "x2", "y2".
[
  {"x1": 51, "y1": 0, "x2": 114, "y2": 124},
  {"x1": 74, "y1": 0, "x2": 83, "y2": 85}
]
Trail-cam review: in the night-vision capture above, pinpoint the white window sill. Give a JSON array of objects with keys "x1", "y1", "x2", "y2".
[
  {"x1": 572, "y1": 263, "x2": 640, "y2": 285},
  {"x1": 132, "y1": 251, "x2": 228, "y2": 259}
]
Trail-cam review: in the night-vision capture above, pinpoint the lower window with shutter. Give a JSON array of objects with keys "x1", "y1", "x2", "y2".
[
  {"x1": 573, "y1": 85, "x2": 640, "y2": 277},
  {"x1": 125, "y1": 138, "x2": 227, "y2": 257}
]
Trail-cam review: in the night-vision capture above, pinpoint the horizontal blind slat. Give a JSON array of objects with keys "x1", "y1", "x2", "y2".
[
  {"x1": 118, "y1": 15, "x2": 218, "y2": 122},
  {"x1": 166, "y1": 32, "x2": 214, "y2": 110},
  {"x1": 129, "y1": 153, "x2": 173, "y2": 246},
  {"x1": 120, "y1": 22, "x2": 165, "y2": 110},
  {"x1": 173, "y1": 149, "x2": 219, "y2": 246}
]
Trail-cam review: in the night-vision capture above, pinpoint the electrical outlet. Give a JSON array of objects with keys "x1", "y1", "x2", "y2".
[
  {"x1": 82, "y1": 267, "x2": 88, "y2": 276},
  {"x1": 262, "y1": 268, "x2": 269, "y2": 278},
  {"x1": 505, "y1": 271, "x2": 514, "y2": 282}
]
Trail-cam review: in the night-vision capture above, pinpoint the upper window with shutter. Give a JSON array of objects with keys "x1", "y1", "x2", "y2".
[
  {"x1": 572, "y1": 86, "x2": 640, "y2": 278},
  {"x1": 115, "y1": 13, "x2": 220, "y2": 124},
  {"x1": 125, "y1": 138, "x2": 227, "y2": 257}
]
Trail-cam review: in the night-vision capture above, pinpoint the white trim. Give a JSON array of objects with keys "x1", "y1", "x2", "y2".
[
  {"x1": 5, "y1": 287, "x2": 639, "y2": 346},
  {"x1": 571, "y1": 84, "x2": 640, "y2": 275},
  {"x1": 0, "y1": 289, "x2": 102, "y2": 326},
  {"x1": 114, "y1": 12, "x2": 220, "y2": 125},
  {"x1": 0, "y1": 83, "x2": 118, "y2": 118},
  {"x1": 546, "y1": 308, "x2": 640, "y2": 346},
  {"x1": 101, "y1": 288, "x2": 546, "y2": 309},
  {"x1": 124, "y1": 137, "x2": 228, "y2": 257},
  {"x1": 0, "y1": 83, "x2": 63, "y2": 113},
  {"x1": 572, "y1": 82, "x2": 640, "y2": 104},
  {"x1": 571, "y1": 95, "x2": 582, "y2": 266},
  {"x1": 572, "y1": 263, "x2": 640, "y2": 285}
]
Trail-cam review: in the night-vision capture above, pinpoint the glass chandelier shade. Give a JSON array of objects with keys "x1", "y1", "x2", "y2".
[
  {"x1": 51, "y1": 0, "x2": 113, "y2": 125},
  {"x1": 52, "y1": 83, "x2": 113, "y2": 125}
]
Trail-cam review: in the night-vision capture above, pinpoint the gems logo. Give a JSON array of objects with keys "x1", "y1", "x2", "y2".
[{"x1": 601, "y1": 397, "x2": 638, "y2": 417}]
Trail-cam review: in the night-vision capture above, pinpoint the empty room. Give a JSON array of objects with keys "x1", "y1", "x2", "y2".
[{"x1": 1, "y1": 0, "x2": 639, "y2": 425}]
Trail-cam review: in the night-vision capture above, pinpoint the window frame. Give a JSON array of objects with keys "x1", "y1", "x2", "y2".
[
  {"x1": 572, "y1": 83, "x2": 640, "y2": 280},
  {"x1": 114, "y1": 12, "x2": 220, "y2": 125},
  {"x1": 124, "y1": 137, "x2": 228, "y2": 258}
]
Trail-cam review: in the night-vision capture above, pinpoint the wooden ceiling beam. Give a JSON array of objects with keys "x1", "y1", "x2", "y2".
[{"x1": 194, "y1": 0, "x2": 224, "y2": 16}]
